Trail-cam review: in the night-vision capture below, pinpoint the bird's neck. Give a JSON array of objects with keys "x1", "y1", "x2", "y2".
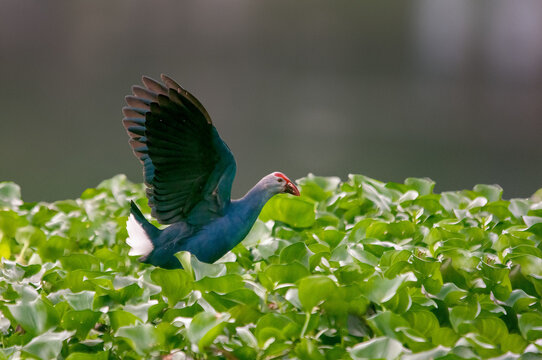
[
  {"x1": 233, "y1": 180, "x2": 275, "y2": 223},
  {"x1": 203, "y1": 180, "x2": 274, "y2": 262}
]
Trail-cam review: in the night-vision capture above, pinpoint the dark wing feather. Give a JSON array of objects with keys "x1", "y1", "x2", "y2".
[{"x1": 122, "y1": 74, "x2": 236, "y2": 225}]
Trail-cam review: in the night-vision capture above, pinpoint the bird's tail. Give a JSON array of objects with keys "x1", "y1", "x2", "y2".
[{"x1": 126, "y1": 201, "x2": 160, "y2": 261}]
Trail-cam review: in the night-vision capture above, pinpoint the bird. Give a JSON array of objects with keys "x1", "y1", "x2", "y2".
[{"x1": 122, "y1": 74, "x2": 300, "y2": 269}]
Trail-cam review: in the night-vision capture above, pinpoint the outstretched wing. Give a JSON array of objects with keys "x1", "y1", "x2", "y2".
[{"x1": 122, "y1": 74, "x2": 236, "y2": 225}]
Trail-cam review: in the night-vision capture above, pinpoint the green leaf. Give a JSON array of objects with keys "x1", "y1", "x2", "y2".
[
  {"x1": 532, "y1": 188, "x2": 542, "y2": 202},
  {"x1": 196, "y1": 274, "x2": 245, "y2": 293},
  {"x1": 175, "y1": 251, "x2": 228, "y2": 280},
  {"x1": 414, "y1": 194, "x2": 443, "y2": 213},
  {"x1": 294, "y1": 338, "x2": 326, "y2": 360},
  {"x1": 518, "y1": 312, "x2": 542, "y2": 341},
  {"x1": 0, "y1": 210, "x2": 28, "y2": 238},
  {"x1": 464, "y1": 332, "x2": 499, "y2": 358},
  {"x1": 364, "y1": 274, "x2": 410, "y2": 304},
  {"x1": 116, "y1": 324, "x2": 158, "y2": 355},
  {"x1": 236, "y1": 325, "x2": 258, "y2": 348},
  {"x1": 15, "y1": 225, "x2": 46, "y2": 247},
  {"x1": 405, "y1": 177, "x2": 435, "y2": 196},
  {"x1": 404, "y1": 310, "x2": 439, "y2": 338},
  {"x1": 411, "y1": 255, "x2": 442, "y2": 294},
  {"x1": 187, "y1": 312, "x2": 229, "y2": 350},
  {"x1": 297, "y1": 174, "x2": 341, "y2": 202},
  {"x1": 509, "y1": 199, "x2": 530, "y2": 218},
  {"x1": 38, "y1": 235, "x2": 72, "y2": 261},
  {"x1": 255, "y1": 313, "x2": 299, "y2": 346},
  {"x1": 260, "y1": 194, "x2": 315, "y2": 228},
  {"x1": 61, "y1": 309, "x2": 101, "y2": 339},
  {"x1": 528, "y1": 274, "x2": 542, "y2": 299},
  {"x1": 390, "y1": 221, "x2": 417, "y2": 239},
  {"x1": 336, "y1": 263, "x2": 374, "y2": 285},
  {"x1": 505, "y1": 289, "x2": 537, "y2": 313},
  {"x1": 65, "y1": 351, "x2": 109, "y2": 360},
  {"x1": 259, "y1": 262, "x2": 310, "y2": 289},
  {"x1": 474, "y1": 316, "x2": 508, "y2": 345},
  {"x1": 435, "y1": 282, "x2": 468, "y2": 306},
  {"x1": 348, "y1": 246, "x2": 380, "y2": 267},
  {"x1": 383, "y1": 286, "x2": 411, "y2": 314},
  {"x1": 297, "y1": 275, "x2": 337, "y2": 311},
  {"x1": 191, "y1": 254, "x2": 227, "y2": 280},
  {"x1": 449, "y1": 305, "x2": 477, "y2": 334},
  {"x1": 380, "y1": 250, "x2": 411, "y2": 272},
  {"x1": 150, "y1": 268, "x2": 193, "y2": 305},
  {"x1": 64, "y1": 290, "x2": 95, "y2": 311},
  {"x1": 440, "y1": 191, "x2": 468, "y2": 212},
  {"x1": 398, "y1": 326, "x2": 432, "y2": 352},
  {"x1": 109, "y1": 310, "x2": 140, "y2": 331},
  {"x1": 523, "y1": 215, "x2": 542, "y2": 228},
  {"x1": 500, "y1": 333, "x2": 528, "y2": 354},
  {"x1": 349, "y1": 337, "x2": 404, "y2": 360},
  {"x1": 431, "y1": 327, "x2": 458, "y2": 347},
  {"x1": 368, "y1": 311, "x2": 410, "y2": 339},
  {"x1": 401, "y1": 347, "x2": 452, "y2": 360},
  {"x1": 7, "y1": 298, "x2": 59, "y2": 336},
  {"x1": 0, "y1": 182, "x2": 22, "y2": 209},
  {"x1": 316, "y1": 228, "x2": 344, "y2": 249},
  {"x1": 510, "y1": 254, "x2": 542, "y2": 277},
  {"x1": 124, "y1": 301, "x2": 158, "y2": 323},
  {"x1": 473, "y1": 184, "x2": 503, "y2": 202},
  {"x1": 280, "y1": 242, "x2": 312, "y2": 268},
  {"x1": 60, "y1": 253, "x2": 100, "y2": 271},
  {"x1": 22, "y1": 330, "x2": 73, "y2": 359}
]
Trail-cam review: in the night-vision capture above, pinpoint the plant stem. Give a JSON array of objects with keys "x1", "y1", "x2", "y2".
[
  {"x1": 300, "y1": 311, "x2": 311, "y2": 338},
  {"x1": 16, "y1": 240, "x2": 29, "y2": 264}
]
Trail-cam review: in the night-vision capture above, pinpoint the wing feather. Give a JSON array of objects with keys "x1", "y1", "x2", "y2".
[
  {"x1": 142, "y1": 76, "x2": 168, "y2": 94},
  {"x1": 122, "y1": 74, "x2": 237, "y2": 225},
  {"x1": 125, "y1": 96, "x2": 152, "y2": 109},
  {"x1": 132, "y1": 85, "x2": 158, "y2": 101}
]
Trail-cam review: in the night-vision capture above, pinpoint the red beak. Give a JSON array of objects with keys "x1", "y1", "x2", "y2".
[
  {"x1": 285, "y1": 181, "x2": 300, "y2": 196},
  {"x1": 273, "y1": 172, "x2": 300, "y2": 196}
]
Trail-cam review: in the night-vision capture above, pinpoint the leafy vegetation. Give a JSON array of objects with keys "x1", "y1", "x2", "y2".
[{"x1": 0, "y1": 174, "x2": 542, "y2": 359}]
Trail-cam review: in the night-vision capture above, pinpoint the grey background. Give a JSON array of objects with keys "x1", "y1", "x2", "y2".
[{"x1": 1, "y1": 1, "x2": 541, "y2": 202}]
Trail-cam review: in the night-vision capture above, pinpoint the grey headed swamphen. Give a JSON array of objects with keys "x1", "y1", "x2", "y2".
[{"x1": 122, "y1": 74, "x2": 300, "y2": 269}]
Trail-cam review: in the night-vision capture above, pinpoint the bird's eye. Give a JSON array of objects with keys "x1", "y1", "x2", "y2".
[{"x1": 277, "y1": 178, "x2": 284, "y2": 183}]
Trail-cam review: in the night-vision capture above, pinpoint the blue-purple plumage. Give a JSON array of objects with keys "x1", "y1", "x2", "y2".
[{"x1": 123, "y1": 75, "x2": 299, "y2": 269}]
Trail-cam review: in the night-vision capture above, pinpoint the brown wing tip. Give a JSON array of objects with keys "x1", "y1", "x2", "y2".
[
  {"x1": 160, "y1": 74, "x2": 182, "y2": 91},
  {"x1": 142, "y1": 76, "x2": 167, "y2": 94},
  {"x1": 124, "y1": 95, "x2": 138, "y2": 105},
  {"x1": 122, "y1": 106, "x2": 146, "y2": 117},
  {"x1": 139, "y1": 74, "x2": 213, "y2": 125},
  {"x1": 141, "y1": 75, "x2": 154, "y2": 83},
  {"x1": 132, "y1": 85, "x2": 158, "y2": 101},
  {"x1": 125, "y1": 95, "x2": 151, "y2": 109}
]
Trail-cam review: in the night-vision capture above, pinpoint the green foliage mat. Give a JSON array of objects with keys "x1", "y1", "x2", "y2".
[{"x1": 1, "y1": 174, "x2": 542, "y2": 359}]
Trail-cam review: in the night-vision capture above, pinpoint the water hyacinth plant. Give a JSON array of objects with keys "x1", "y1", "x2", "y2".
[{"x1": 0, "y1": 174, "x2": 541, "y2": 359}]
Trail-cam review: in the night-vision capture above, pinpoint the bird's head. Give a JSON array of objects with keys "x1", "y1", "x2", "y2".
[{"x1": 262, "y1": 172, "x2": 300, "y2": 196}]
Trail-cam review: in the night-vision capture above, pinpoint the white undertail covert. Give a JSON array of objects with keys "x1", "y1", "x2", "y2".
[{"x1": 126, "y1": 214, "x2": 154, "y2": 256}]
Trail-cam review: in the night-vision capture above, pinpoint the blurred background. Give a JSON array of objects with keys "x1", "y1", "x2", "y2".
[{"x1": 1, "y1": 1, "x2": 541, "y2": 202}]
